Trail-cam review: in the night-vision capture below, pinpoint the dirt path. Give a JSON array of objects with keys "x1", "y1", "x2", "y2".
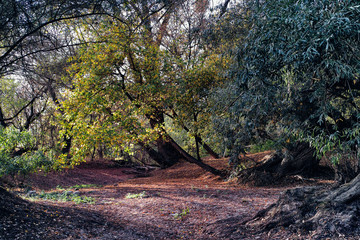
[{"x1": 1, "y1": 153, "x2": 324, "y2": 239}]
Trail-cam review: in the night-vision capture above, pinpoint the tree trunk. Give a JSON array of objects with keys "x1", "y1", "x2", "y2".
[
  {"x1": 145, "y1": 110, "x2": 224, "y2": 176},
  {"x1": 155, "y1": 138, "x2": 183, "y2": 167},
  {"x1": 171, "y1": 110, "x2": 220, "y2": 159},
  {"x1": 166, "y1": 136, "x2": 224, "y2": 177},
  {"x1": 241, "y1": 173, "x2": 360, "y2": 239},
  {"x1": 198, "y1": 136, "x2": 220, "y2": 159},
  {"x1": 140, "y1": 136, "x2": 224, "y2": 177},
  {"x1": 195, "y1": 135, "x2": 201, "y2": 161},
  {"x1": 138, "y1": 142, "x2": 172, "y2": 168},
  {"x1": 238, "y1": 142, "x2": 320, "y2": 186},
  {"x1": 277, "y1": 142, "x2": 319, "y2": 177}
]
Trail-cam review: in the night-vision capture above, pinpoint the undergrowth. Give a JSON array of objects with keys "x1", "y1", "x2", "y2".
[
  {"x1": 125, "y1": 191, "x2": 147, "y2": 199},
  {"x1": 172, "y1": 207, "x2": 190, "y2": 220},
  {"x1": 56, "y1": 184, "x2": 102, "y2": 190},
  {"x1": 23, "y1": 190, "x2": 96, "y2": 204}
]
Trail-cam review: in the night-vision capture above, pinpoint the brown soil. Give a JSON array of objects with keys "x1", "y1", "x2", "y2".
[{"x1": 0, "y1": 152, "x2": 334, "y2": 239}]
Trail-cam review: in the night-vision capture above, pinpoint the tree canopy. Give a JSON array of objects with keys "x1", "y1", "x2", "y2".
[
  {"x1": 222, "y1": 0, "x2": 360, "y2": 165},
  {"x1": 0, "y1": 0, "x2": 359, "y2": 184},
  {"x1": 58, "y1": 0, "x2": 229, "y2": 174},
  {"x1": 2, "y1": 0, "x2": 360, "y2": 238}
]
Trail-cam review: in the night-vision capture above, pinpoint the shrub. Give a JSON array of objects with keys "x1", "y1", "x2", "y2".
[
  {"x1": 0, "y1": 127, "x2": 54, "y2": 180},
  {"x1": 24, "y1": 190, "x2": 96, "y2": 204},
  {"x1": 125, "y1": 191, "x2": 147, "y2": 199}
]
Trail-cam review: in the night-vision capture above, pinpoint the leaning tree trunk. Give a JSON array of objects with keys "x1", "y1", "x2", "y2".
[
  {"x1": 147, "y1": 110, "x2": 186, "y2": 167},
  {"x1": 138, "y1": 142, "x2": 175, "y2": 168},
  {"x1": 238, "y1": 142, "x2": 320, "y2": 186},
  {"x1": 277, "y1": 142, "x2": 319, "y2": 177},
  {"x1": 242, "y1": 173, "x2": 360, "y2": 239},
  {"x1": 155, "y1": 137, "x2": 183, "y2": 167},
  {"x1": 145, "y1": 110, "x2": 224, "y2": 177},
  {"x1": 166, "y1": 135, "x2": 224, "y2": 177},
  {"x1": 171, "y1": 110, "x2": 220, "y2": 159},
  {"x1": 140, "y1": 136, "x2": 224, "y2": 176}
]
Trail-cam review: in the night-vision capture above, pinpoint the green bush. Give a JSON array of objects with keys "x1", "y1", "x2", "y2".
[
  {"x1": 125, "y1": 191, "x2": 147, "y2": 199},
  {"x1": 56, "y1": 184, "x2": 102, "y2": 190},
  {"x1": 0, "y1": 127, "x2": 54, "y2": 179},
  {"x1": 247, "y1": 140, "x2": 277, "y2": 153},
  {"x1": 25, "y1": 190, "x2": 95, "y2": 204}
]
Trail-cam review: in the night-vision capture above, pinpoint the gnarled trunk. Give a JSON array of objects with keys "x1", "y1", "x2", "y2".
[
  {"x1": 277, "y1": 142, "x2": 319, "y2": 177},
  {"x1": 243, "y1": 173, "x2": 360, "y2": 238},
  {"x1": 166, "y1": 136, "x2": 224, "y2": 177},
  {"x1": 144, "y1": 110, "x2": 224, "y2": 176},
  {"x1": 238, "y1": 142, "x2": 320, "y2": 186}
]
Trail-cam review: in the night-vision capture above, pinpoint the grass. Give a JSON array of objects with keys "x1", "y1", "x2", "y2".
[
  {"x1": 56, "y1": 184, "x2": 102, "y2": 190},
  {"x1": 191, "y1": 185, "x2": 201, "y2": 192},
  {"x1": 125, "y1": 191, "x2": 147, "y2": 199},
  {"x1": 172, "y1": 207, "x2": 190, "y2": 220},
  {"x1": 23, "y1": 190, "x2": 96, "y2": 204}
]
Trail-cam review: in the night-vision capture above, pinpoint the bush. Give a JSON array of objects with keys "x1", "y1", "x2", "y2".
[
  {"x1": 247, "y1": 140, "x2": 277, "y2": 153},
  {"x1": 0, "y1": 127, "x2": 54, "y2": 180},
  {"x1": 125, "y1": 191, "x2": 147, "y2": 199},
  {"x1": 24, "y1": 190, "x2": 96, "y2": 204}
]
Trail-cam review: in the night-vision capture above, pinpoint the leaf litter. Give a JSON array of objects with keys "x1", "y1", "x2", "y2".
[{"x1": 0, "y1": 153, "x2": 333, "y2": 239}]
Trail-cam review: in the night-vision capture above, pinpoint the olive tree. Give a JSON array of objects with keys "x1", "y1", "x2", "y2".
[{"x1": 225, "y1": 0, "x2": 360, "y2": 237}]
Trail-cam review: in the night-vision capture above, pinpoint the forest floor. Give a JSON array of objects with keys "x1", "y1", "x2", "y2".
[{"x1": 0, "y1": 151, "x2": 335, "y2": 240}]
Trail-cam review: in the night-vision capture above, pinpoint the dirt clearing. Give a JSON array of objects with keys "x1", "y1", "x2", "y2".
[{"x1": 1, "y1": 152, "x2": 332, "y2": 239}]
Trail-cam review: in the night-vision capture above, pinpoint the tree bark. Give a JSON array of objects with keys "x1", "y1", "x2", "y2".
[
  {"x1": 277, "y1": 142, "x2": 319, "y2": 177},
  {"x1": 155, "y1": 137, "x2": 183, "y2": 167},
  {"x1": 0, "y1": 106, "x2": 8, "y2": 128},
  {"x1": 241, "y1": 173, "x2": 360, "y2": 238},
  {"x1": 197, "y1": 136, "x2": 220, "y2": 159},
  {"x1": 238, "y1": 142, "x2": 320, "y2": 186},
  {"x1": 138, "y1": 142, "x2": 173, "y2": 168},
  {"x1": 171, "y1": 110, "x2": 220, "y2": 159},
  {"x1": 166, "y1": 136, "x2": 224, "y2": 177},
  {"x1": 147, "y1": 109, "x2": 224, "y2": 176}
]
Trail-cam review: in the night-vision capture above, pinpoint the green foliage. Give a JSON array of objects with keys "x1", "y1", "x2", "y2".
[
  {"x1": 59, "y1": 13, "x2": 228, "y2": 163},
  {"x1": 56, "y1": 184, "x2": 102, "y2": 190},
  {"x1": 220, "y1": 0, "x2": 360, "y2": 162},
  {"x1": 0, "y1": 79, "x2": 22, "y2": 121},
  {"x1": 0, "y1": 126, "x2": 54, "y2": 178},
  {"x1": 59, "y1": 20, "x2": 164, "y2": 162},
  {"x1": 125, "y1": 191, "x2": 147, "y2": 199},
  {"x1": 25, "y1": 190, "x2": 95, "y2": 204},
  {"x1": 247, "y1": 140, "x2": 278, "y2": 154},
  {"x1": 70, "y1": 184, "x2": 102, "y2": 189},
  {"x1": 172, "y1": 207, "x2": 190, "y2": 220}
]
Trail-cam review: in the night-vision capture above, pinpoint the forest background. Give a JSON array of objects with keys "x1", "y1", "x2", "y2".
[{"x1": 0, "y1": 0, "x2": 359, "y2": 238}]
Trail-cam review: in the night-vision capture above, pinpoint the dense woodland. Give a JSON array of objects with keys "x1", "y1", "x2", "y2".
[{"x1": 0, "y1": 0, "x2": 360, "y2": 239}]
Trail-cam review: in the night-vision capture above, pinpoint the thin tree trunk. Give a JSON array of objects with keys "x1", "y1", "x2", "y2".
[
  {"x1": 166, "y1": 135, "x2": 224, "y2": 177},
  {"x1": 171, "y1": 110, "x2": 220, "y2": 159},
  {"x1": 194, "y1": 113, "x2": 201, "y2": 161},
  {"x1": 198, "y1": 137, "x2": 220, "y2": 159},
  {"x1": 195, "y1": 135, "x2": 201, "y2": 161}
]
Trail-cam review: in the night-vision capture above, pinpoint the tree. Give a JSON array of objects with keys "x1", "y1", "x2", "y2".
[
  {"x1": 218, "y1": 0, "x2": 360, "y2": 182},
  {"x1": 0, "y1": 126, "x2": 54, "y2": 183},
  {"x1": 60, "y1": 1, "x2": 226, "y2": 176},
  {"x1": 226, "y1": 0, "x2": 360, "y2": 237},
  {"x1": 0, "y1": 0, "x2": 137, "y2": 182}
]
